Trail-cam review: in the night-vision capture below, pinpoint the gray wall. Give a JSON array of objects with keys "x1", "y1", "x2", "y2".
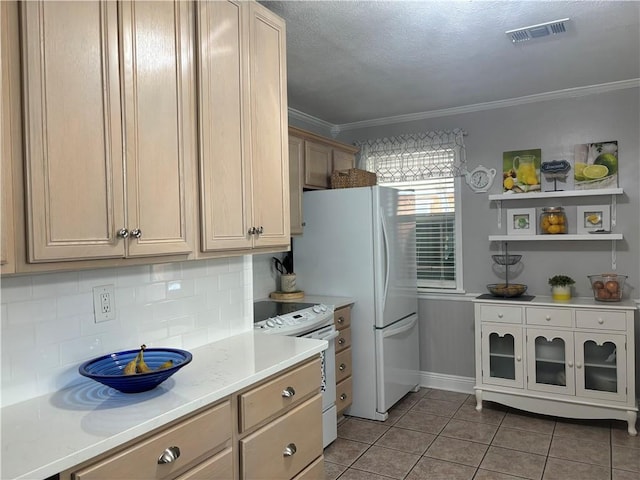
[{"x1": 335, "y1": 88, "x2": 640, "y2": 380}]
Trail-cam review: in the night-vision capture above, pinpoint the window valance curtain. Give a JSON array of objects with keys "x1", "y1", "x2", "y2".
[{"x1": 355, "y1": 129, "x2": 467, "y2": 183}]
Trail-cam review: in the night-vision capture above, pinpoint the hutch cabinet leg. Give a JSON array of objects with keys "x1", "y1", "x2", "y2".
[
  {"x1": 626, "y1": 410, "x2": 638, "y2": 436},
  {"x1": 475, "y1": 390, "x2": 483, "y2": 412}
]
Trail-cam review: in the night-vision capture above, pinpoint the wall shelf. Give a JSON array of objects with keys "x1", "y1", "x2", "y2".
[
  {"x1": 489, "y1": 188, "x2": 624, "y2": 269},
  {"x1": 488, "y1": 188, "x2": 623, "y2": 202},
  {"x1": 489, "y1": 234, "x2": 623, "y2": 242}
]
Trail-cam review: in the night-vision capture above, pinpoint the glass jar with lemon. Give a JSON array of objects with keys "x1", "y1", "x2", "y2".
[{"x1": 540, "y1": 207, "x2": 567, "y2": 234}]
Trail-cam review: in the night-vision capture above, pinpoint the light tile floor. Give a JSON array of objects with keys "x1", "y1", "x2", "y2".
[{"x1": 324, "y1": 388, "x2": 640, "y2": 480}]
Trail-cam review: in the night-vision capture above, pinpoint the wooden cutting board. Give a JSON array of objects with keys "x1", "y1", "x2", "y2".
[{"x1": 269, "y1": 290, "x2": 305, "y2": 300}]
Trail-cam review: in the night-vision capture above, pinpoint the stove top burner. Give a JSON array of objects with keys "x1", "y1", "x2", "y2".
[{"x1": 253, "y1": 301, "x2": 316, "y2": 323}]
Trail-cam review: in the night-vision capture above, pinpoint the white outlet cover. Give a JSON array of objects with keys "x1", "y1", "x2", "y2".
[{"x1": 93, "y1": 285, "x2": 116, "y2": 322}]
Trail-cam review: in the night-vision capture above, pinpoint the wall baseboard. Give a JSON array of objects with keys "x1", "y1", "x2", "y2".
[{"x1": 419, "y1": 371, "x2": 475, "y2": 395}]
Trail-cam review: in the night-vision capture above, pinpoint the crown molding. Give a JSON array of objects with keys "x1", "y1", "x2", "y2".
[
  {"x1": 288, "y1": 79, "x2": 640, "y2": 135},
  {"x1": 287, "y1": 107, "x2": 335, "y2": 132}
]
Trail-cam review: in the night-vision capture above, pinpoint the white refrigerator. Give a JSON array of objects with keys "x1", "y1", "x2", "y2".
[{"x1": 293, "y1": 186, "x2": 420, "y2": 421}]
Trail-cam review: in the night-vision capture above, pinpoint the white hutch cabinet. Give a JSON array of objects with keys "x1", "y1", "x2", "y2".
[{"x1": 474, "y1": 297, "x2": 638, "y2": 435}]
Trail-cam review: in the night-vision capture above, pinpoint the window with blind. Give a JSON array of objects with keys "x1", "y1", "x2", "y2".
[{"x1": 358, "y1": 131, "x2": 464, "y2": 291}]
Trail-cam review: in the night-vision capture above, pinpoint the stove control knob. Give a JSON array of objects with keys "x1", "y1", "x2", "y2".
[
  {"x1": 312, "y1": 305, "x2": 321, "y2": 313},
  {"x1": 275, "y1": 317, "x2": 284, "y2": 325},
  {"x1": 266, "y1": 319, "x2": 276, "y2": 328}
]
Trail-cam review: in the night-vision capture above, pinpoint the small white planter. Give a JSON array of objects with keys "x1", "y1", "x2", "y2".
[{"x1": 551, "y1": 285, "x2": 572, "y2": 301}]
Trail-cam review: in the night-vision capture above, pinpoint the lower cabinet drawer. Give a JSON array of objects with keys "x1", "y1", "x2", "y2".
[
  {"x1": 241, "y1": 395, "x2": 323, "y2": 480},
  {"x1": 478, "y1": 304, "x2": 522, "y2": 324},
  {"x1": 336, "y1": 326, "x2": 351, "y2": 353},
  {"x1": 526, "y1": 307, "x2": 572, "y2": 327},
  {"x1": 336, "y1": 376, "x2": 352, "y2": 414},
  {"x1": 73, "y1": 400, "x2": 231, "y2": 480},
  {"x1": 292, "y1": 456, "x2": 325, "y2": 480},
  {"x1": 174, "y1": 447, "x2": 233, "y2": 480},
  {"x1": 335, "y1": 348, "x2": 352, "y2": 384},
  {"x1": 575, "y1": 310, "x2": 627, "y2": 331},
  {"x1": 239, "y1": 357, "x2": 321, "y2": 432}
]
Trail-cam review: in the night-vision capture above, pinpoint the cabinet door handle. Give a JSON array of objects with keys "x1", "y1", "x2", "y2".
[
  {"x1": 283, "y1": 443, "x2": 297, "y2": 457},
  {"x1": 281, "y1": 386, "x2": 295, "y2": 398},
  {"x1": 339, "y1": 363, "x2": 346, "y2": 371},
  {"x1": 248, "y1": 227, "x2": 256, "y2": 235},
  {"x1": 598, "y1": 318, "x2": 604, "y2": 324},
  {"x1": 568, "y1": 361, "x2": 574, "y2": 368},
  {"x1": 337, "y1": 316, "x2": 345, "y2": 324},
  {"x1": 340, "y1": 393, "x2": 348, "y2": 401},
  {"x1": 545, "y1": 315, "x2": 551, "y2": 321},
  {"x1": 338, "y1": 338, "x2": 345, "y2": 345},
  {"x1": 516, "y1": 356, "x2": 521, "y2": 362},
  {"x1": 130, "y1": 228, "x2": 142, "y2": 239},
  {"x1": 157, "y1": 446, "x2": 181, "y2": 464},
  {"x1": 576, "y1": 362, "x2": 583, "y2": 369},
  {"x1": 257, "y1": 226, "x2": 264, "y2": 234},
  {"x1": 117, "y1": 228, "x2": 129, "y2": 239},
  {"x1": 497, "y1": 313, "x2": 503, "y2": 318}
]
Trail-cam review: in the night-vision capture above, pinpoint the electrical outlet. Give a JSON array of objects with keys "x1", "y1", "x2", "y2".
[{"x1": 93, "y1": 285, "x2": 116, "y2": 322}]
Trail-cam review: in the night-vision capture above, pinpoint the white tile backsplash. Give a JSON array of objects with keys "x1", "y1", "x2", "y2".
[{"x1": 0, "y1": 256, "x2": 254, "y2": 407}]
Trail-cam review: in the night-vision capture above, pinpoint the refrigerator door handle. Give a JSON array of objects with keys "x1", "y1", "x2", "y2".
[
  {"x1": 380, "y1": 210, "x2": 391, "y2": 313},
  {"x1": 381, "y1": 315, "x2": 417, "y2": 339}
]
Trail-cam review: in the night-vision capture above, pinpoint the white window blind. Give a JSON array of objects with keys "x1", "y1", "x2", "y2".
[{"x1": 356, "y1": 131, "x2": 464, "y2": 290}]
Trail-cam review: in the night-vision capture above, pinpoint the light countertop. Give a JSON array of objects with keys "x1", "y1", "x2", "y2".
[
  {"x1": 1, "y1": 332, "x2": 327, "y2": 480},
  {"x1": 473, "y1": 295, "x2": 638, "y2": 310},
  {"x1": 258, "y1": 294, "x2": 356, "y2": 309}
]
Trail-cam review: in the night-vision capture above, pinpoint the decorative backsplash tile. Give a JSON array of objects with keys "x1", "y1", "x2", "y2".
[{"x1": 0, "y1": 256, "x2": 253, "y2": 407}]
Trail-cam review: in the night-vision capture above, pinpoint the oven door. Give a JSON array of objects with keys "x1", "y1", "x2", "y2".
[{"x1": 301, "y1": 324, "x2": 339, "y2": 447}]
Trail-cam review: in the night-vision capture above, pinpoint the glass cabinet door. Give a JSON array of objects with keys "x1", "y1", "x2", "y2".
[
  {"x1": 481, "y1": 324, "x2": 523, "y2": 388},
  {"x1": 526, "y1": 329, "x2": 575, "y2": 395},
  {"x1": 575, "y1": 332, "x2": 627, "y2": 402}
]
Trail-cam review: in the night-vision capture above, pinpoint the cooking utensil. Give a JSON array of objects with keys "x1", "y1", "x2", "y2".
[{"x1": 272, "y1": 257, "x2": 286, "y2": 274}]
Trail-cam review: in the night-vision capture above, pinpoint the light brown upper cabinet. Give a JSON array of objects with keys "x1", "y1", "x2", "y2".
[
  {"x1": 288, "y1": 127, "x2": 359, "y2": 234},
  {"x1": 197, "y1": 0, "x2": 290, "y2": 253},
  {"x1": 1, "y1": 1, "x2": 18, "y2": 274},
  {"x1": 20, "y1": 1, "x2": 196, "y2": 263}
]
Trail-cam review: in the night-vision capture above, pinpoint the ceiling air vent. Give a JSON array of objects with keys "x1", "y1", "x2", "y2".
[{"x1": 506, "y1": 18, "x2": 570, "y2": 43}]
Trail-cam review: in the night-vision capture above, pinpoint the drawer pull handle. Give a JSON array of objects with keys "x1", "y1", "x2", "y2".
[
  {"x1": 516, "y1": 356, "x2": 521, "y2": 362},
  {"x1": 339, "y1": 363, "x2": 346, "y2": 371},
  {"x1": 545, "y1": 315, "x2": 551, "y2": 321},
  {"x1": 338, "y1": 338, "x2": 346, "y2": 345},
  {"x1": 598, "y1": 318, "x2": 604, "y2": 324},
  {"x1": 283, "y1": 443, "x2": 297, "y2": 457},
  {"x1": 337, "y1": 316, "x2": 345, "y2": 324},
  {"x1": 281, "y1": 386, "x2": 296, "y2": 398},
  {"x1": 497, "y1": 313, "x2": 503, "y2": 318},
  {"x1": 157, "y1": 446, "x2": 181, "y2": 464},
  {"x1": 340, "y1": 393, "x2": 348, "y2": 401}
]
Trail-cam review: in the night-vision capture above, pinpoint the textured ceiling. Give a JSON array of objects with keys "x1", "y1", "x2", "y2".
[{"x1": 260, "y1": 1, "x2": 640, "y2": 127}]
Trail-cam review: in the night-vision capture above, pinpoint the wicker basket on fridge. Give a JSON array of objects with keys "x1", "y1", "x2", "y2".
[{"x1": 330, "y1": 169, "x2": 377, "y2": 189}]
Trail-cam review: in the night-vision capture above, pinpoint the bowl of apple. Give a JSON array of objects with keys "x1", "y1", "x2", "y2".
[{"x1": 588, "y1": 274, "x2": 626, "y2": 302}]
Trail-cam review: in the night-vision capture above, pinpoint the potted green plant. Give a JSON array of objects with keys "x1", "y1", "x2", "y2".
[{"x1": 548, "y1": 275, "x2": 575, "y2": 301}]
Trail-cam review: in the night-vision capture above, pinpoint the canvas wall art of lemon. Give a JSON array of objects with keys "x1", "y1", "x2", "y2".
[
  {"x1": 574, "y1": 141, "x2": 618, "y2": 190},
  {"x1": 502, "y1": 149, "x2": 542, "y2": 193}
]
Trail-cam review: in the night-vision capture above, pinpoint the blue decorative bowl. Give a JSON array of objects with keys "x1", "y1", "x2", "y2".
[{"x1": 79, "y1": 348, "x2": 192, "y2": 393}]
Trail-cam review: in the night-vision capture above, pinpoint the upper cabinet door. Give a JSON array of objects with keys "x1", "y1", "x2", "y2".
[
  {"x1": 120, "y1": 0, "x2": 195, "y2": 257},
  {"x1": 304, "y1": 141, "x2": 332, "y2": 189},
  {"x1": 21, "y1": 1, "x2": 125, "y2": 262},
  {"x1": 1, "y1": 1, "x2": 17, "y2": 273},
  {"x1": 249, "y1": 3, "x2": 289, "y2": 248},
  {"x1": 333, "y1": 150, "x2": 356, "y2": 172},
  {"x1": 197, "y1": 0, "x2": 253, "y2": 252}
]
